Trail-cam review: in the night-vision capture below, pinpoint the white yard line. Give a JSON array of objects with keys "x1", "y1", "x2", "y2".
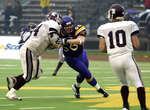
[
  {"x1": 88, "y1": 109, "x2": 97, "y2": 110},
  {"x1": 40, "y1": 76, "x2": 75, "y2": 79},
  {"x1": 104, "y1": 84, "x2": 119, "y2": 86},
  {"x1": 0, "y1": 68, "x2": 21, "y2": 70},
  {"x1": 0, "y1": 104, "x2": 15, "y2": 107},
  {"x1": 0, "y1": 95, "x2": 71, "y2": 100},
  {"x1": 0, "y1": 64, "x2": 17, "y2": 67},
  {"x1": 143, "y1": 76, "x2": 150, "y2": 79},
  {"x1": 40, "y1": 76, "x2": 116, "y2": 80},
  {"x1": 29, "y1": 84, "x2": 67, "y2": 86},
  {"x1": 103, "y1": 76, "x2": 116, "y2": 79},
  {"x1": 19, "y1": 107, "x2": 56, "y2": 110},
  {"x1": 141, "y1": 70, "x2": 150, "y2": 73}
]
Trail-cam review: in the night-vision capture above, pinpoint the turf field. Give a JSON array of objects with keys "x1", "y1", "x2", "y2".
[{"x1": 0, "y1": 58, "x2": 149, "y2": 110}]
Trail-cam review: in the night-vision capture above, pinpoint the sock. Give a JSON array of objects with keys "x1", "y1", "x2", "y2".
[
  {"x1": 137, "y1": 87, "x2": 147, "y2": 108},
  {"x1": 14, "y1": 74, "x2": 27, "y2": 90},
  {"x1": 75, "y1": 82, "x2": 81, "y2": 88},
  {"x1": 15, "y1": 74, "x2": 23, "y2": 79},
  {"x1": 53, "y1": 61, "x2": 63, "y2": 74},
  {"x1": 121, "y1": 86, "x2": 129, "y2": 109},
  {"x1": 94, "y1": 83, "x2": 101, "y2": 90}
]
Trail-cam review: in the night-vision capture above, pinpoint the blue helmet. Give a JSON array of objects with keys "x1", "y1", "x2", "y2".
[
  {"x1": 28, "y1": 23, "x2": 36, "y2": 31},
  {"x1": 62, "y1": 16, "x2": 74, "y2": 33}
]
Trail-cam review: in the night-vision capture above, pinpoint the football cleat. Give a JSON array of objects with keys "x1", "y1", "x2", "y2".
[
  {"x1": 122, "y1": 103, "x2": 129, "y2": 110},
  {"x1": 7, "y1": 77, "x2": 16, "y2": 90},
  {"x1": 52, "y1": 73, "x2": 56, "y2": 76},
  {"x1": 6, "y1": 91, "x2": 22, "y2": 101},
  {"x1": 141, "y1": 108, "x2": 149, "y2": 110},
  {"x1": 122, "y1": 108, "x2": 129, "y2": 110},
  {"x1": 97, "y1": 88, "x2": 109, "y2": 97},
  {"x1": 72, "y1": 84, "x2": 80, "y2": 98}
]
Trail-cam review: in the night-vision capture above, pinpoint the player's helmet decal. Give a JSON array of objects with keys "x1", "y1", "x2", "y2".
[
  {"x1": 107, "y1": 4, "x2": 124, "y2": 21},
  {"x1": 62, "y1": 16, "x2": 74, "y2": 34},
  {"x1": 46, "y1": 11, "x2": 62, "y2": 24}
]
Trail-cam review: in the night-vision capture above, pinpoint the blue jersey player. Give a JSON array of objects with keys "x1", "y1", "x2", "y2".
[{"x1": 60, "y1": 16, "x2": 109, "y2": 98}]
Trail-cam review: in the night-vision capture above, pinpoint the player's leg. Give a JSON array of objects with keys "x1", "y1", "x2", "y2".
[
  {"x1": 116, "y1": 70, "x2": 129, "y2": 110},
  {"x1": 52, "y1": 47, "x2": 64, "y2": 76},
  {"x1": 32, "y1": 57, "x2": 43, "y2": 79},
  {"x1": 109, "y1": 56, "x2": 130, "y2": 110},
  {"x1": 6, "y1": 48, "x2": 33, "y2": 101},
  {"x1": 7, "y1": 75, "x2": 19, "y2": 90},
  {"x1": 81, "y1": 50, "x2": 109, "y2": 97},
  {"x1": 52, "y1": 61, "x2": 64, "y2": 76},
  {"x1": 126, "y1": 55, "x2": 148, "y2": 110},
  {"x1": 72, "y1": 74, "x2": 84, "y2": 98},
  {"x1": 66, "y1": 51, "x2": 108, "y2": 98}
]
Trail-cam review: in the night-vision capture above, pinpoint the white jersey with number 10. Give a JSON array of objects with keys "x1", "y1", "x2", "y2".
[{"x1": 97, "y1": 21, "x2": 139, "y2": 57}]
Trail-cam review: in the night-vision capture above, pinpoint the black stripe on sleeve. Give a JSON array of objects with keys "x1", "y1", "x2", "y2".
[
  {"x1": 131, "y1": 30, "x2": 139, "y2": 36},
  {"x1": 97, "y1": 35, "x2": 104, "y2": 38}
]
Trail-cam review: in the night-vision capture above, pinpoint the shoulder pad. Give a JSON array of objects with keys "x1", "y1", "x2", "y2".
[{"x1": 75, "y1": 25, "x2": 86, "y2": 36}]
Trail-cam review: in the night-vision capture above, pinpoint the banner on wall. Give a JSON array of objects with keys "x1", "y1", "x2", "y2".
[{"x1": 0, "y1": 36, "x2": 21, "y2": 59}]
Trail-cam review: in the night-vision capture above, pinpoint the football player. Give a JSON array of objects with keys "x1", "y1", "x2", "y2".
[
  {"x1": 98, "y1": 4, "x2": 149, "y2": 110},
  {"x1": 52, "y1": 47, "x2": 65, "y2": 76},
  {"x1": 60, "y1": 16, "x2": 109, "y2": 98},
  {"x1": 6, "y1": 23, "x2": 38, "y2": 98},
  {"x1": 6, "y1": 11, "x2": 62, "y2": 101}
]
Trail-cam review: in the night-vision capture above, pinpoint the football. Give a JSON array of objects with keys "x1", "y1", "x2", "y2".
[{"x1": 48, "y1": 32, "x2": 61, "y2": 49}]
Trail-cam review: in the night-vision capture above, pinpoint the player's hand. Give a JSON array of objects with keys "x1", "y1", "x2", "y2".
[
  {"x1": 55, "y1": 38, "x2": 68, "y2": 46},
  {"x1": 61, "y1": 38, "x2": 68, "y2": 45}
]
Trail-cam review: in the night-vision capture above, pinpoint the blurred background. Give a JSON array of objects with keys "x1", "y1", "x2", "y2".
[{"x1": 0, "y1": 0, "x2": 150, "y2": 51}]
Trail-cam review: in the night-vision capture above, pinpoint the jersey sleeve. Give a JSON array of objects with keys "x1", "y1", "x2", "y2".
[
  {"x1": 131, "y1": 21, "x2": 139, "y2": 36},
  {"x1": 97, "y1": 26, "x2": 105, "y2": 38}
]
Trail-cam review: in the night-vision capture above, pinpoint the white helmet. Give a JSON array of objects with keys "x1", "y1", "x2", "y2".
[{"x1": 46, "y1": 11, "x2": 62, "y2": 24}]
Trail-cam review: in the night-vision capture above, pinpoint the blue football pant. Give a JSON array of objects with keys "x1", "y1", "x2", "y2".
[{"x1": 65, "y1": 50, "x2": 97, "y2": 86}]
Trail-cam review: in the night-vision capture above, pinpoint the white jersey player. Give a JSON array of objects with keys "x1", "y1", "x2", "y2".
[
  {"x1": 6, "y1": 11, "x2": 62, "y2": 101},
  {"x1": 98, "y1": 21, "x2": 139, "y2": 57},
  {"x1": 98, "y1": 4, "x2": 148, "y2": 110}
]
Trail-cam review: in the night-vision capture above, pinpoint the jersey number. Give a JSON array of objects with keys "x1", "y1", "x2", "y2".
[
  {"x1": 34, "y1": 24, "x2": 42, "y2": 36},
  {"x1": 63, "y1": 44, "x2": 78, "y2": 52},
  {"x1": 108, "y1": 30, "x2": 126, "y2": 49}
]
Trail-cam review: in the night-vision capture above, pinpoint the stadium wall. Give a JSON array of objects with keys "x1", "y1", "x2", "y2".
[{"x1": 0, "y1": 36, "x2": 21, "y2": 59}]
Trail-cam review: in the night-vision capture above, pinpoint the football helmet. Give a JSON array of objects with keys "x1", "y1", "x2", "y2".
[
  {"x1": 62, "y1": 16, "x2": 74, "y2": 34},
  {"x1": 28, "y1": 23, "x2": 36, "y2": 31},
  {"x1": 46, "y1": 11, "x2": 62, "y2": 24},
  {"x1": 107, "y1": 4, "x2": 125, "y2": 21}
]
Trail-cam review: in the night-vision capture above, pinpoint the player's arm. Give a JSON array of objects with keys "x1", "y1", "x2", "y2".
[
  {"x1": 67, "y1": 26, "x2": 86, "y2": 45},
  {"x1": 131, "y1": 34, "x2": 140, "y2": 49},
  {"x1": 97, "y1": 26, "x2": 107, "y2": 52},
  {"x1": 98, "y1": 35, "x2": 106, "y2": 52},
  {"x1": 131, "y1": 21, "x2": 140, "y2": 49},
  {"x1": 67, "y1": 35, "x2": 85, "y2": 45}
]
